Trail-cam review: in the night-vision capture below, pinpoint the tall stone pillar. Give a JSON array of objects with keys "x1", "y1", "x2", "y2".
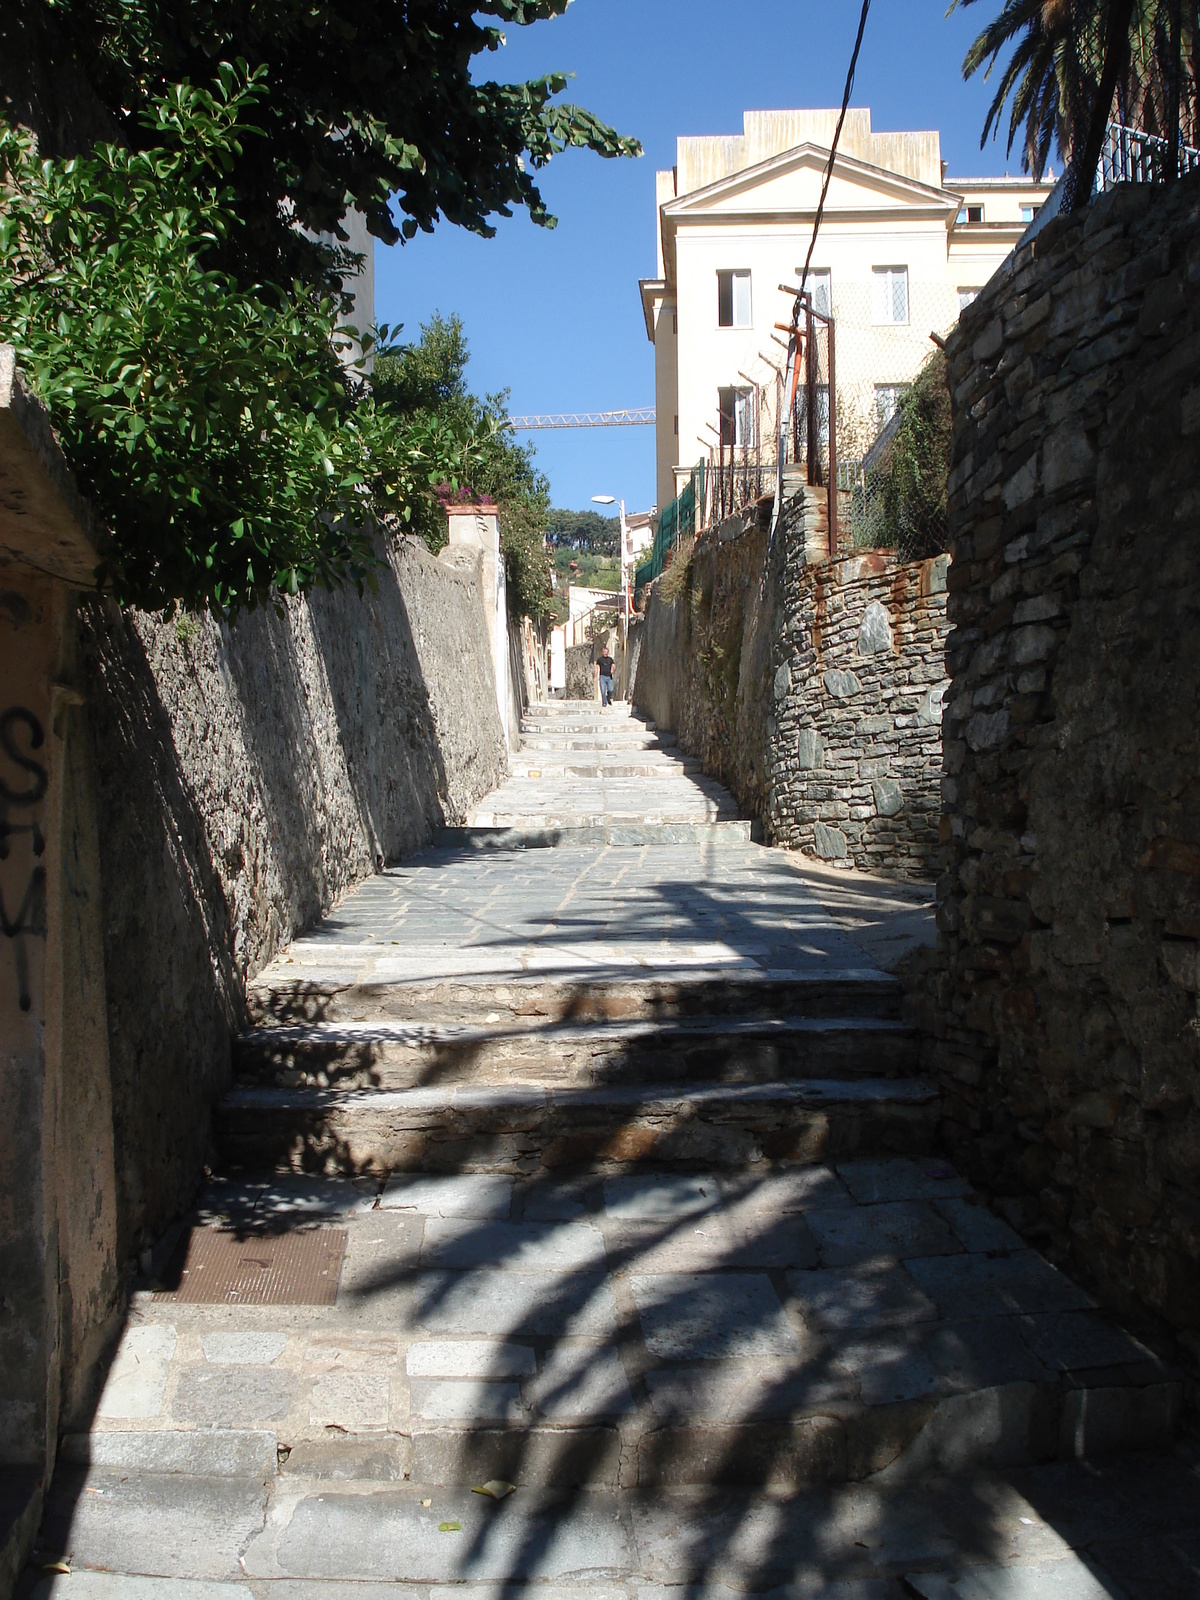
[
  {"x1": 0, "y1": 348, "x2": 119, "y2": 1572},
  {"x1": 445, "y1": 503, "x2": 510, "y2": 749}
]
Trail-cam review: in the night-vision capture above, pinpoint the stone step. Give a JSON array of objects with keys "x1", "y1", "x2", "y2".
[
  {"x1": 507, "y1": 762, "x2": 703, "y2": 780},
  {"x1": 63, "y1": 1162, "x2": 1185, "y2": 1514},
  {"x1": 518, "y1": 733, "x2": 679, "y2": 750},
  {"x1": 528, "y1": 700, "x2": 635, "y2": 714},
  {"x1": 441, "y1": 821, "x2": 758, "y2": 848},
  {"x1": 233, "y1": 1012, "x2": 920, "y2": 1091},
  {"x1": 247, "y1": 970, "x2": 906, "y2": 1028},
  {"x1": 519, "y1": 720, "x2": 652, "y2": 736},
  {"x1": 214, "y1": 1075, "x2": 940, "y2": 1175}
]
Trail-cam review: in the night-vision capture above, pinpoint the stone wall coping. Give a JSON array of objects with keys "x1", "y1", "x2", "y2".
[
  {"x1": 803, "y1": 547, "x2": 951, "y2": 592},
  {"x1": 0, "y1": 344, "x2": 107, "y2": 588}
]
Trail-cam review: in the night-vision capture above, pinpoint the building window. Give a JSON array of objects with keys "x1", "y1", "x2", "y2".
[
  {"x1": 957, "y1": 287, "x2": 981, "y2": 313},
  {"x1": 718, "y1": 386, "x2": 756, "y2": 448},
  {"x1": 672, "y1": 313, "x2": 678, "y2": 334},
  {"x1": 797, "y1": 268, "x2": 832, "y2": 319},
  {"x1": 717, "y1": 269, "x2": 752, "y2": 328},
  {"x1": 875, "y1": 384, "x2": 910, "y2": 428},
  {"x1": 1020, "y1": 203, "x2": 1039, "y2": 223},
  {"x1": 872, "y1": 266, "x2": 909, "y2": 325},
  {"x1": 956, "y1": 203, "x2": 984, "y2": 224},
  {"x1": 673, "y1": 415, "x2": 679, "y2": 435}
]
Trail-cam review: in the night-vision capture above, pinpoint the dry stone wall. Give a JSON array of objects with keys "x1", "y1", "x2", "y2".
[
  {"x1": 81, "y1": 537, "x2": 505, "y2": 1258},
  {"x1": 926, "y1": 171, "x2": 1200, "y2": 1349},
  {"x1": 633, "y1": 522, "x2": 779, "y2": 823},
  {"x1": 769, "y1": 542, "x2": 950, "y2": 877},
  {"x1": 633, "y1": 510, "x2": 949, "y2": 878}
]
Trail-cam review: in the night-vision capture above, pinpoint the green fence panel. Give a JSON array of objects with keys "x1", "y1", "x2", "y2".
[{"x1": 635, "y1": 462, "x2": 703, "y2": 588}]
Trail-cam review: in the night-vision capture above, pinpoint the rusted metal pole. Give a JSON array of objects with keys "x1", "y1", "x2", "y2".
[
  {"x1": 827, "y1": 313, "x2": 838, "y2": 559},
  {"x1": 805, "y1": 300, "x2": 818, "y2": 486}
]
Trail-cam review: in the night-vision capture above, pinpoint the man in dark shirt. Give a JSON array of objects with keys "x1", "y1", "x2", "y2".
[{"x1": 597, "y1": 647, "x2": 615, "y2": 707}]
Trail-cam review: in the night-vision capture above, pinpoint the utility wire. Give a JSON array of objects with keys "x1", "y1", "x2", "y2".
[{"x1": 796, "y1": 0, "x2": 872, "y2": 310}]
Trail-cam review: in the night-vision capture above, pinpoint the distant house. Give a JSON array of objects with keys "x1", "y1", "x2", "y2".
[
  {"x1": 639, "y1": 108, "x2": 1052, "y2": 510},
  {"x1": 624, "y1": 510, "x2": 656, "y2": 562}
]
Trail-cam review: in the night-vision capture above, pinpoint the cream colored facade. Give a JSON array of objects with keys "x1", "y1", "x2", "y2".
[{"x1": 640, "y1": 109, "x2": 1053, "y2": 510}]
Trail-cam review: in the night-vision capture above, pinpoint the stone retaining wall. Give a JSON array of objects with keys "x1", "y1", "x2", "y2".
[
  {"x1": 81, "y1": 537, "x2": 505, "y2": 1261},
  {"x1": 633, "y1": 509, "x2": 949, "y2": 878},
  {"x1": 926, "y1": 170, "x2": 1200, "y2": 1348},
  {"x1": 633, "y1": 523, "x2": 778, "y2": 822},
  {"x1": 769, "y1": 544, "x2": 950, "y2": 877}
]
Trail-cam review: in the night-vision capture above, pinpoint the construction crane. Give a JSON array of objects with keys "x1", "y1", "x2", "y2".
[{"x1": 506, "y1": 409, "x2": 655, "y2": 430}]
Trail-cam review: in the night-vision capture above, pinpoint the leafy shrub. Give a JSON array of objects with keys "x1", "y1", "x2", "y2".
[
  {"x1": 851, "y1": 351, "x2": 952, "y2": 561},
  {"x1": 372, "y1": 314, "x2": 553, "y2": 619},
  {"x1": 0, "y1": 67, "x2": 483, "y2": 615}
]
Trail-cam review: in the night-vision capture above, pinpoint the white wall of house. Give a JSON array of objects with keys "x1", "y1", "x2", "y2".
[{"x1": 641, "y1": 110, "x2": 1052, "y2": 510}]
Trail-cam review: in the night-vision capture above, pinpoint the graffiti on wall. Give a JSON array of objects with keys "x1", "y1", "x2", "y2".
[{"x1": 0, "y1": 706, "x2": 48, "y2": 1012}]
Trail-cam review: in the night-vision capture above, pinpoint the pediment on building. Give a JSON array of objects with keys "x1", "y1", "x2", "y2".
[{"x1": 662, "y1": 143, "x2": 956, "y2": 223}]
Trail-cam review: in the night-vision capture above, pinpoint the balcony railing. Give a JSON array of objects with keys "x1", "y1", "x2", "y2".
[{"x1": 1099, "y1": 122, "x2": 1200, "y2": 190}]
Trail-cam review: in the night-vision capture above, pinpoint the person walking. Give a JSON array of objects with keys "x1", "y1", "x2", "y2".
[{"x1": 597, "y1": 644, "x2": 615, "y2": 708}]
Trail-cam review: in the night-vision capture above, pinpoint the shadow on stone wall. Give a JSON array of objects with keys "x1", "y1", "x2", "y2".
[
  {"x1": 79, "y1": 538, "x2": 505, "y2": 1263},
  {"x1": 930, "y1": 169, "x2": 1200, "y2": 1351},
  {"x1": 79, "y1": 599, "x2": 243, "y2": 1264},
  {"x1": 633, "y1": 507, "x2": 948, "y2": 881}
]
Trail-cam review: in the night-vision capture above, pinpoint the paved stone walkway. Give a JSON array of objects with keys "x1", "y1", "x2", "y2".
[{"x1": 21, "y1": 704, "x2": 1196, "y2": 1598}]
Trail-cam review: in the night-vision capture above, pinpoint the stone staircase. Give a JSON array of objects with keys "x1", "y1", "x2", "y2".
[
  {"x1": 217, "y1": 698, "x2": 936, "y2": 1187},
  {"x1": 29, "y1": 700, "x2": 1185, "y2": 1595},
  {"x1": 453, "y1": 701, "x2": 751, "y2": 843}
]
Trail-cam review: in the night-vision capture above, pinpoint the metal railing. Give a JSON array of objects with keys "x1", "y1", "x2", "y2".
[
  {"x1": 1098, "y1": 121, "x2": 1200, "y2": 189},
  {"x1": 773, "y1": 290, "x2": 839, "y2": 553},
  {"x1": 704, "y1": 450, "x2": 777, "y2": 528}
]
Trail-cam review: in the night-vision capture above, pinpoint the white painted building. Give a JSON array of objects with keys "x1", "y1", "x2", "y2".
[
  {"x1": 625, "y1": 510, "x2": 656, "y2": 560},
  {"x1": 640, "y1": 109, "x2": 1052, "y2": 510}
]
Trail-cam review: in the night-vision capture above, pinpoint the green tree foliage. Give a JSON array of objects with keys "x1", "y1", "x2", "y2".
[
  {"x1": 953, "y1": 0, "x2": 1199, "y2": 181},
  {"x1": 1, "y1": 0, "x2": 642, "y2": 289},
  {"x1": 0, "y1": 3, "x2": 637, "y2": 616},
  {"x1": 852, "y1": 352, "x2": 952, "y2": 561},
  {"x1": 0, "y1": 71, "x2": 483, "y2": 614},
  {"x1": 372, "y1": 313, "x2": 553, "y2": 619},
  {"x1": 546, "y1": 507, "x2": 620, "y2": 555}
]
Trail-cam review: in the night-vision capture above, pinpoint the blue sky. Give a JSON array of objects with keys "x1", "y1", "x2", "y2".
[{"x1": 376, "y1": 0, "x2": 1031, "y2": 515}]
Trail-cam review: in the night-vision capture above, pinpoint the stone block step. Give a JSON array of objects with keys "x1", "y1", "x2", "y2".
[
  {"x1": 528, "y1": 700, "x2": 635, "y2": 714},
  {"x1": 507, "y1": 763, "x2": 703, "y2": 780},
  {"x1": 214, "y1": 1075, "x2": 940, "y2": 1175},
  {"x1": 519, "y1": 720, "x2": 653, "y2": 737},
  {"x1": 440, "y1": 821, "x2": 758, "y2": 849},
  {"x1": 233, "y1": 1013, "x2": 919, "y2": 1091},
  {"x1": 247, "y1": 969, "x2": 906, "y2": 1028},
  {"x1": 519, "y1": 734, "x2": 679, "y2": 751}
]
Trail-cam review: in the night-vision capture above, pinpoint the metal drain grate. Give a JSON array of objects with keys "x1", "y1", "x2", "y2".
[{"x1": 156, "y1": 1227, "x2": 347, "y2": 1305}]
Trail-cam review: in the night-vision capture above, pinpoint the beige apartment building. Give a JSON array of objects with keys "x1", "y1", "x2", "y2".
[{"x1": 640, "y1": 109, "x2": 1052, "y2": 510}]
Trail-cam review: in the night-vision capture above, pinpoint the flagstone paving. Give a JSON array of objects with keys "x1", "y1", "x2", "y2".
[{"x1": 21, "y1": 703, "x2": 1196, "y2": 1599}]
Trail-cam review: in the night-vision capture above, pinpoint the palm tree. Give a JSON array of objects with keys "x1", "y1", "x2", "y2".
[{"x1": 951, "y1": 0, "x2": 1199, "y2": 207}]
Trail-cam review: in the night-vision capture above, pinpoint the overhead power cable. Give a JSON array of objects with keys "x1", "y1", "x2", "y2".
[{"x1": 796, "y1": 0, "x2": 872, "y2": 306}]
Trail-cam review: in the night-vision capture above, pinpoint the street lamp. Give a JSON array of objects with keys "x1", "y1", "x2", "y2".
[{"x1": 591, "y1": 494, "x2": 629, "y2": 697}]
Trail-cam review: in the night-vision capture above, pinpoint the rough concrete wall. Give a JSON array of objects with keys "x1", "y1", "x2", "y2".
[
  {"x1": 926, "y1": 171, "x2": 1200, "y2": 1350},
  {"x1": 633, "y1": 515, "x2": 947, "y2": 877},
  {"x1": 80, "y1": 537, "x2": 505, "y2": 1259},
  {"x1": 633, "y1": 524, "x2": 778, "y2": 821},
  {"x1": 769, "y1": 546, "x2": 950, "y2": 877}
]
